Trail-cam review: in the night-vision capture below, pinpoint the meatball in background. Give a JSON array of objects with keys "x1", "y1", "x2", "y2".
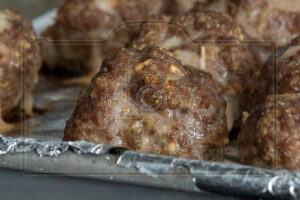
[
  {"x1": 232, "y1": 0, "x2": 300, "y2": 64},
  {"x1": 41, "y1": 0, "x2": 242, "y2": 78},
  {"x1": 0, "y1": 9, "x2": 41, "y2": 133},
  {"x1": 239, "y1": 36, "x2": 300, "y2": 171},
  {"x1": 239, "y1": 94, "x2": 300, "y2": 171},
  {"x1": 64, "y1": 47, "x2": 228, "y2": 160},
  {"x1": 246, "y1": 35, "x2": 300, "y2": 110},
  {"x1": 41, "y1": 0, "x2": 183, "y2": 77}
]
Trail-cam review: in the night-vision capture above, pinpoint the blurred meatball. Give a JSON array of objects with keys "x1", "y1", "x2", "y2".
[
  {"x1": 239, "y1": 36, "x2": 300, "y2": 170},
  {"x1": 246, "y1": 36, "x2": 300, "y2": 110},
  {"x1": 130, "y1": 12, "x2": 256, "y2": 129},
  {"x1": 232, "y1": 0, "x2": 300, "y2": 63},
  {"x1": 0, "y1": 9, "x2": 41, "y2": 132},
  {"x1": 239, "y1": 94, "x2": 300, "y2": 171},
  {"x1": 64, "y1": 47, "x2": 228, "y2": 160},
  {"x1": 41, "y1": 0, "x2": 179, "y2": 76}
]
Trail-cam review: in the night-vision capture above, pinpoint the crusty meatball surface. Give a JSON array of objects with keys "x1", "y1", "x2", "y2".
[
  {"x1": 130, "y1": 12, "x2": 256, "y2": 129},
  {"x1": 0, "y1": 9, "x2": 41, "y2": 132},
  {"x1": 232, "y1": 0, "x2": 300, "y2": 63},
  {"x1": 41, "y1": 0, "x2": 177, "y2": 76},
  {"x1": 239, "y1": 94, "x2": 300, "y2": 171},
  {"x1": 64, "y1": 47, "x2": 228, "y2": 160}
]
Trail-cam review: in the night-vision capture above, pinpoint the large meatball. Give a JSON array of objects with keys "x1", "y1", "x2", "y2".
[
  {"x1": 41, "y1": 0, "x2": 178, "y2": 76},
  {"x1": 232, "y1": 0, "x2": 300, "y2": 63},
  {"x1": 239, "y1": 93, "x2": 300, "y2": 171},
  {"x1": 64, "y1": 47, "x2": 228, "y2": 160},
  {"x1": 0, "y1": 9, "x2": 41, "y2": 133},
  {"x1": 130, "y1": 12, "x2": 256, "y2": 129}
]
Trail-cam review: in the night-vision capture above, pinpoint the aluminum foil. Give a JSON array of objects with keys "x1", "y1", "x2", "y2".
[{"x1": 0, "y1": 77, "x2": 299, "y2": 200}]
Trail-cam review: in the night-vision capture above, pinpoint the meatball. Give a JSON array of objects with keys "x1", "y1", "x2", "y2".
[
  {"x1": 64, "y1": 47, "x2": 228, "y2": 160},
  {"x1": 247, "y1": 36, "x2": 300, "y2": 110},
  {"x1": 239, "y1": 37, "x2": 300, "y2": 170},
  {"x1": 232, "y1": 0, "x2": 300, "y2": 63},
  {"x1": 239, "y1": 93, "x2": 300, "y2": 171},
  {"x1": 0, "y1": 9, "x2": 41, "y2": 133},
  {"x1": 130, "y1": 12, "x2": 256, "y2": 129},
  {"x1": 270, "y1": 36, "x2": 300, "y2": 95},
  {"x1": 41, "y1": 0, "x2": 176, "y2": 76}
]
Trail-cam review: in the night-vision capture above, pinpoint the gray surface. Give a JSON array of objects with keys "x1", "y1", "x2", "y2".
[
  {"x1": 0, "y1": 0, "x2": 60, "y2": 20},
  {"x1": 0, "y1": 167, "x2": 243, "y2": 200}
]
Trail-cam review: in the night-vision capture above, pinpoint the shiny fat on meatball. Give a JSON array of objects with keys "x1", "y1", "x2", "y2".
[
  {"x1": 0, "y1": 9, "x2": 41, "y2": 133},
  {"x1": 239, "y1": 94, "x2": 300, "y2": 171},
  {"x1": 64, "y1": 47, "x2": 228, "y2": 160},
  {"x1": 130, "y1": 12, "x2": 256, "y2": 130},
  {"x1": 41, "y1": 0, "x2": 177, "y2": 77}
]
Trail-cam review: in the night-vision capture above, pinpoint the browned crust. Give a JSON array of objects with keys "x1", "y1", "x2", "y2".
[{"x1": 64, "y1": 47, "x2": 228, "y2": 160}]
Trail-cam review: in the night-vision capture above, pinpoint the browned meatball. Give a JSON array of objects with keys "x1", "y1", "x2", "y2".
[
  {"x1": 239, "y1": 94, "x2": 300, "y2": 171},
  {"x1": 232, "y1": 0, "x2": 300, "y2": 63},
  {"x1": 0, "y1": 9, "x2": 41, "y2": 133},
  {"x1": 41, "y1": 0, "x2": 177, "y2": 76},
  {"x1": 247, "y1": 36, "x2": 300, "y2": 110},
  {"x1": 239, "y1": 36, "x2": 300, "y2": 170},
  {"x1": 64, "y1": 47, "x2": 228, "y2": 160},
  {"x1": 130, "y1": 12, "x2": 256, "y2": 129}
]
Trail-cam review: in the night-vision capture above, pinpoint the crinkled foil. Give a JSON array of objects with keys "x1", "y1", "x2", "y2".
[
  {"x1": 0, "y1": 77, "x2": 299, "y2": 200},
  {"x1": 0, "y1": 136, "x2": 109, "y2": 157},
  {"x1": 117, "y1": 151, "x2": 300, "y2": 199}
]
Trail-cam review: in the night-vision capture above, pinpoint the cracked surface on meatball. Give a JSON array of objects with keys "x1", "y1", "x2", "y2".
[
  {"x1": 130, "y1": 12, "x2": 256, "y2": 129},
  {"x1": 64, "y1": 47, "x2": 228, "y2": 160},
  {"x1": 239, "y1": 94, "x2": 300, "y2": 171},
  {"x1": 0, "y1": 9, "x2": 41, "y2": 132}
]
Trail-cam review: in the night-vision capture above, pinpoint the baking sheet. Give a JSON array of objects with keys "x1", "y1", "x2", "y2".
[{"x1": 0, "y1": 8, "x2": 299, "y2": 200}]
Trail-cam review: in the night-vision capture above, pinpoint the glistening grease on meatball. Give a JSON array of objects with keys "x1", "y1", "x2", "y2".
[
  {"x1": 64, "y1": 47, "x2": 228, "y2": 160},
  {"x1": 0, "y1": 9, "x2": 41, "y2": 133},
  {"x1": 130, "y1": 12, "x2": 256, "y2": 130}
]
